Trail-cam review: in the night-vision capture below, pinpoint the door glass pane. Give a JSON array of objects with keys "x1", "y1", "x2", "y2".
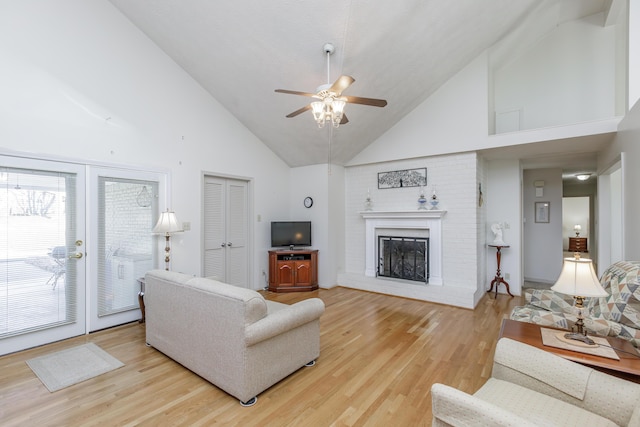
[
  {"x1": 97, "y1": 177, "x2": 155, "y2": 317},
  {"x1": 0, "y1": 168, "x2": 77, "y2": 337}
]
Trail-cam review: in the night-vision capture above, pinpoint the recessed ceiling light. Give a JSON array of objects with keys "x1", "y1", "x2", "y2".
[{"x1": 575, "y1": 174, "x2": 591, "y2": 181}]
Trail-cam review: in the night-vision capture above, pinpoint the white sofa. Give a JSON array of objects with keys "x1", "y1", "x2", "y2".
[
  {"x1": 144, "y1": 270, "x2": 325, "y2": 405},
  {"x1": 432, "y1": 338, "x2": 640, "y2": 426}
]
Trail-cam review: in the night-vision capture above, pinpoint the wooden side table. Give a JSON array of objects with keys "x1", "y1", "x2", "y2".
[
  {"x1": 488, "y1": 244, "x2": 513, "y2": 297},
  {"x1": 499, "y1": 319, "x2": 640, "y2": 383},
  {"x1": 137, "y1": 277, "x2": 145, "y2": 324}
]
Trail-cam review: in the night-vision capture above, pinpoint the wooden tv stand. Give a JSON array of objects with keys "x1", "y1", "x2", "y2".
[{"x1": 268, "y1": 249, "x2": 318, "y2": 292}]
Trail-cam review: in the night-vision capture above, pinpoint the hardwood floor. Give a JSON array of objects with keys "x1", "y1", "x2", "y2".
[{"x1": 0, "y1": 287, "x2": 522, "y2": 426}]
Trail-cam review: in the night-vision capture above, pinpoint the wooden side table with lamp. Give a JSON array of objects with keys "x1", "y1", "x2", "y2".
[{"x1": 500, "y1": 319, "x2": 640, "y2": 383}]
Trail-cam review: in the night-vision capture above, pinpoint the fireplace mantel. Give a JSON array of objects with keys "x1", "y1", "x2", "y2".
[
  {"x1": 360, "y1": 210, "x2": 447, "y2": 285},
  {"x1": 360, "y1": 210, "x2": 446, "y2": 219}
]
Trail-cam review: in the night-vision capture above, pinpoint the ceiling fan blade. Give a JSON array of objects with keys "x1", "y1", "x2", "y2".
[
  {"x1": 329, "y1": 75, "x2": 355, "y2": 96},
  {"x1": 340, "y1": 114, "x2": 349, "y2": 125},
  {"x1": 342, "y1": 95, "x2": 388, "y2": 107},
  {"x1": 275, "y1": 89, "x2": 318, "y2": 98},
  {"x1": 285, "y1": 104, "x2": 312, "y2": 118}
]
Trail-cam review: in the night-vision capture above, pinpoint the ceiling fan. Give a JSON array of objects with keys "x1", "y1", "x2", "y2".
[{"x1": 275, "y1": 43, "x2": 387, "y2": 128}]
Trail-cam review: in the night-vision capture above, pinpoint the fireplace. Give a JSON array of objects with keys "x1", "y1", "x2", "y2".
[
  {"x1": 361, "y1": 210, "x2": 445, "y2": 285},
  {"x1": 378, "y1": 236, "x2": 429, "y2": 282}
]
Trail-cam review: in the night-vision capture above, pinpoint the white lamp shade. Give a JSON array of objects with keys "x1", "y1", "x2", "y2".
[
  {"x1": 551, "y1": 257, "x2": 607, "y2": 298},
  {"x1": 152, "y1": 210, "x2": 183, "y2": 234},
  {"x1": 574, "y1": 224, "x2": 582, "y2": 231}
]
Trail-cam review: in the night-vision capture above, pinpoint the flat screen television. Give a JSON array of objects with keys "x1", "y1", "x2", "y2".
[{"x1": 271, "y1": 221, "x2": 312, "y2": 248}]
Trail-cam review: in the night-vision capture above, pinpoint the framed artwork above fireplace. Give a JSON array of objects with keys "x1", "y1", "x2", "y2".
[{"x1": 378, "y1": 168, "x2": 426, "y2": 189}]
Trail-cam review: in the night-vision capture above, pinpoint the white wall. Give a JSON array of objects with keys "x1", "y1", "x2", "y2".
[
  {"x1": 493, "y1": 12, "x2": 618, "y2": 132},
  {"x1": 347, "y1": 53, "x2": 490, "y2": 165},
  {"x1": 485, "y1": 159, "x2": 522, "y2": 295},
  {"x1": 288, "y1": 164, "x2": 344, "y2": 288},
  {"x1": 599, "y1": 4, "x2": 640, "y2": 263},
  {"x1": 522, "y1": 169, "x2": 563, "y2": 283},
  {"x1": 630, "y1": 0, "x2": 640, "y2": 109},
  {"x1": 0, "y1": 0, "x2": 291, "y2": 288}
]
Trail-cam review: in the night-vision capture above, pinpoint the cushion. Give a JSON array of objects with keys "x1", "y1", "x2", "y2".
[
  {"x1": 474, "y1": 379, "x2": 617, "y2": 427},
  {"x1": 493, "y1": 338, "x2": 590, "y2": 400}
]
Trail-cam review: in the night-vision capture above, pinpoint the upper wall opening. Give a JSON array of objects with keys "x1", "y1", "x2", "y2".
[{"x1": 488, "y1": 0, "x2": 627, "y2": 135}]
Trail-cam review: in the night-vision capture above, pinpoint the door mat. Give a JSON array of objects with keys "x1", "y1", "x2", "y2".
[{"x1": 26, "y1": 343, "x2": 124, "y2": 392}]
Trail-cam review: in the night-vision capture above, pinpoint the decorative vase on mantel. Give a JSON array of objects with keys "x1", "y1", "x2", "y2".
[
  {"x1": 364, "y1": 190, "x2": 373, "y2": 211},
  {"x1": 430, "y1": 191, "x2": 439, "y2": 210},
  {"x1": 429, "y1": 198, "x2": 439, "y2": 210},
  {"x1": 417, "y1": 187, "x2": 428, "y2": 210}
]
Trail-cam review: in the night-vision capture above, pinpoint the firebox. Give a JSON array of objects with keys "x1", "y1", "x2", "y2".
[{"x1": 377, "y1": 235, "x2": 429, "y2": 283}]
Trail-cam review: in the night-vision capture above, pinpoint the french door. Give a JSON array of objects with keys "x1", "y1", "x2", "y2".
[
  {"x1": 203, "y1": 176, "x2": 248, "y2": 286},
  {"x1": 0, "y1": 158, "x2": 165, "y2": 355},
  {"x1": 0, "y1": 157, "x2": 86, "y2": 356},
  {"x1": 88, "y1": 168, "x2": 161, "y2": 332}
]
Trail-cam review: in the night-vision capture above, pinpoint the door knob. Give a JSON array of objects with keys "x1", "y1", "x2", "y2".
[
  {"x1": 221, "y1": 243, "x2": 226, "y2": 247},
  {"x1": 227, "y1": 242, "x2": 232, "y2": 247},
  {"x1": 69, "y1": 252, "x2": 83, "y2": 259}
]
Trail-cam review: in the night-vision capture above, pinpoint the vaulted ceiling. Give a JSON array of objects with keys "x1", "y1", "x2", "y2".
[{"x1": 109, "y1": 0, "x2": 611, "y2": 167}]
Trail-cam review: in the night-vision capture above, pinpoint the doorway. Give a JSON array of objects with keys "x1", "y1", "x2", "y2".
[{"x1": 562, "y1": 196, "x2": 590, "y2": 254}]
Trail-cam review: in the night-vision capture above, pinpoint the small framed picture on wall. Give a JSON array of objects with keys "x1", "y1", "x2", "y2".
[{"x1": 535, "y1": 202, "x2": 550, "y2": 223}]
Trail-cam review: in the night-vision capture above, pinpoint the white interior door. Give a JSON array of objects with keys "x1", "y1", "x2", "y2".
[
  {"x1": 225, "y1": 180, "x2": 248, "y2": 286},
  {"x1": 203, "y1": 176, "x2": 248, "y2": 286},
  {"x1": 0, "y1": 157, "x2": 86, "y2": 356},
  {"x1": 204, "y1": 177, "x2": 225, "y2": 280}
]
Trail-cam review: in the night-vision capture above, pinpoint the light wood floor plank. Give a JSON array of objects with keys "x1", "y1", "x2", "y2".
[{"x1": 0, "y1": 287, "x2": 521, "y2": 426}]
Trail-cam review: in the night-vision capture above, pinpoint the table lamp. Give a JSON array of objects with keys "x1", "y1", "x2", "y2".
[
  {"x1": 574, "y1": 224, "x2": 582, "y2": 237},
  {"x1": 153, "y1": 209, "x2": 183, "y2": 270},
  {"x1": 551, "y1": 254, "x2": 607, "y2": 346}
]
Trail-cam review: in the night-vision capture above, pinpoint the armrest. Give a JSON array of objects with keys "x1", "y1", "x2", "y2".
[
  {"x1": 245, "y1": 298, "x2": 325, "y2": 346},
  {"x1": 431, "y1": 383, "x2": 538, "y2": 427}
]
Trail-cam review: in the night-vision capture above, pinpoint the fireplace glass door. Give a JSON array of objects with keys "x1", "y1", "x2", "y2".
[{"x1": 378, "y1": 236, "x2": 429, "y2": 283}]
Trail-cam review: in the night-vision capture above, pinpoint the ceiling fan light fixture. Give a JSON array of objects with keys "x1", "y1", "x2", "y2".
[
  {"x1": 274, "y1": 43, "x2": 386, "y2": 129},
  {"x1": 331, "y1": 99, "x2": 346, "y2": 128},
  {"x1": 311, "y1": 101, "x2": 325, "y2": 127},
  {"x1": 332, "y1": 99, "x2": 346, "y2": 116}
]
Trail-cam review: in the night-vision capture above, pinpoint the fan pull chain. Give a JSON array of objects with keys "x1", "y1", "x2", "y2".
[{"x1": 328, "y1": 125, "x2": 333, "y2": 175}]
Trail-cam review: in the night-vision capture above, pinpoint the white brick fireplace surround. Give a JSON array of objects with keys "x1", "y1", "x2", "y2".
[
  {"x1": 338, "y1": 152, "x2": 482, "y2": 309},
  {"x1": 361, "y1": 210, "x2": 445, "y2": 285}
]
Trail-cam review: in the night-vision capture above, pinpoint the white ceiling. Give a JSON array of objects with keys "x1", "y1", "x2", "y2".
[{"x1": 108, "y1": 0, "x2": 611, "y2": 168}]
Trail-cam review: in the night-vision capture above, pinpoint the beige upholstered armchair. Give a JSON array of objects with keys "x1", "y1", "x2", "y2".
[{"x1": 431, "y1": 338, "x2": 640, "y2": 426}]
